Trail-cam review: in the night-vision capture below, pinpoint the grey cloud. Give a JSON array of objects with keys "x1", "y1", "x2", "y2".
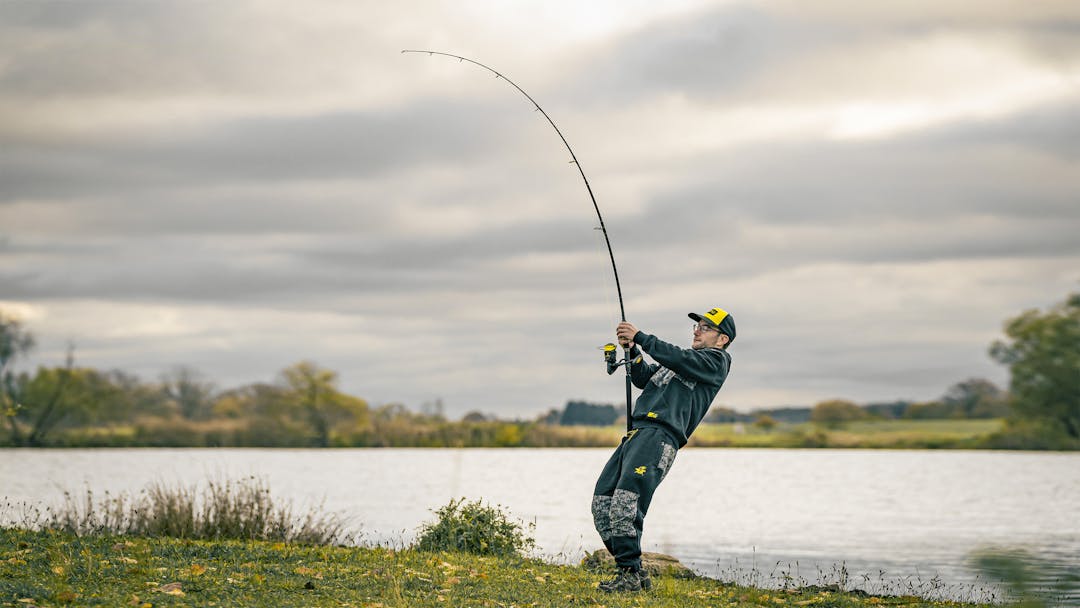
[
  {"x1": 561, "y1": 5, "x2": 858, "y2": 105},
  {"x1": 556, "y1": 4, "x2": 1080, "y2": 106},
  {"x1": 0, "y1": 98, "x2": 528, "y2": 201},
  {"x1": 6, "y1": 98, "x2": 1077, "y2": 310},
  {"x1": 0, "y1": 2, "x2": 336, "y2": 98},
  {"x1": 0, "y1": 208, "x2": 615, "y2": 306},
  {"x1": 145, "y1": 102, "x2": 525, "y2": 182},
  {"x1": 597, "y1": 103, "x2": 1080, "y2": 284},
  {"x1": 646, "y1": 100, "x2": 1080, "y2": 224},
  {"x1": 908, "y1": 99, "x2": 1080, "y2": 160},
  {"x1": 0, "y1": 1, "x2": 175, "y2": 30}
]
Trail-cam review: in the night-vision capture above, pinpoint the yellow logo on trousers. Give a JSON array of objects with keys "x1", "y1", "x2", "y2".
[{"x1": 634, "y1": 466, "x2": 647, "y2": 475}]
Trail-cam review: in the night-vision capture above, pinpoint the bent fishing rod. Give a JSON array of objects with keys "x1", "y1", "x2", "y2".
[{"x1": 402, "y1": 49, "x2": 635, "y2": 430}]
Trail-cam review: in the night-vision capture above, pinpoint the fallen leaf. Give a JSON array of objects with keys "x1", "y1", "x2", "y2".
[
  {"x1": 446, "y1": 576, "x2": 461, "y2": 585},
  {"x1": 158, "y1": 582, "x2": 184, "y2": 597},
  {"x1": 190, "y1": 564, "x2": 207, "y2": 576},
  {"x1": 295, "y1": 566, "x2": 322, "y2": 578},
  {"x1": 120, "y1": 557, "x2": 138, "y2": 565}
]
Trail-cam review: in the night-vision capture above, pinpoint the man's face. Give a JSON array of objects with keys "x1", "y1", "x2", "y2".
[{"x1": 691, "y1": 322, "x2": 729, "y2": 350}]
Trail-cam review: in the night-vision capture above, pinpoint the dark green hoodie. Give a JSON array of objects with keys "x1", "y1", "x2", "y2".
[{"x1": 627, "y1": 330, "x2": 731, "y2": 448}]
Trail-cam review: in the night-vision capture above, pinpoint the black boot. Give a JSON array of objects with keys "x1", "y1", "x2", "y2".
[{"x1": 599, "y1": 567, "x2": 649, "y2": 593}]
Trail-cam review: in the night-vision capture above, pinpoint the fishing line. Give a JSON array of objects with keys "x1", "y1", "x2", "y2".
[{"x1": 404, "y1": 49, "x2": 634, "y2": 430}]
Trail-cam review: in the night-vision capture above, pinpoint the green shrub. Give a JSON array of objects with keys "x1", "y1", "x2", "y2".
[
  {"x1": 980, "y1": 418, "x2": 1080, "y2": 450},
  {"x1": 415, "y1": 498, "x2": 535, "y2": 558}
]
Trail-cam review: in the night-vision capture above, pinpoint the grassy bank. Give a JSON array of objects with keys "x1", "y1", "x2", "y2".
[
  {"x1": 688, "y1": 419, "x2": 1006, "y2": 449},
  {"x1": 1, "y1": 528, "x2": 993, "y2": 608},
  {"x1": 7, "y1": 418, "x2": 1025, "y2": 450}
]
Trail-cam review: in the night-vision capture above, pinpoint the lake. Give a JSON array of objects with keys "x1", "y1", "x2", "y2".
[{"x1": 2, "y1": 448, "x2": 1078, "y2": 602}]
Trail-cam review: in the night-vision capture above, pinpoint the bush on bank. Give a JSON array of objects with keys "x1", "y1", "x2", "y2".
[{"x1": 415, "y1": 498, "x2": 536, "y2": 558}]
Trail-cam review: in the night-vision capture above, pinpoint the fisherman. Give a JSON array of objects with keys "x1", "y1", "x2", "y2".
[{"x1": 592, "y1": 307, "x2": 735, "y2": 593}]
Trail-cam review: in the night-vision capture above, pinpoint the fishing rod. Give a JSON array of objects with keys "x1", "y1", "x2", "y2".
[{"x1": 402, "y1": 49, "x2": 635, "y2": 431}]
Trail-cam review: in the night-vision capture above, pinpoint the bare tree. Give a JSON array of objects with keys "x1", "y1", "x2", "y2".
[
  {"x1": 161, "y1": 366, "x2": 216, "y2": 420},
  {"x1": 1, "y1": 310, "x2": 35, "y2": 445}
]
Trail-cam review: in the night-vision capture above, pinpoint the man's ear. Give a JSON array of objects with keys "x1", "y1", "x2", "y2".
[{"x1": 718, "y1": 334, "x2": 731, "y2": 348}]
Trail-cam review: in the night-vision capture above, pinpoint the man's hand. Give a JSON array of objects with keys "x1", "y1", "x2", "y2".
[{"x1": 616, "y1": 322, "x2": 639, "y2": 349}]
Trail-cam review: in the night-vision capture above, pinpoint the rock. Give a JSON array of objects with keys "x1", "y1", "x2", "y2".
[{"x1": 581, "y1": 549, "x2": 697, "y2": 579}]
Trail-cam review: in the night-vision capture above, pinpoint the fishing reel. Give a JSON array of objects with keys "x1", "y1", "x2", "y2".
[{"x1": 601, "y1": 343, "x2": 631, "y2": 375}]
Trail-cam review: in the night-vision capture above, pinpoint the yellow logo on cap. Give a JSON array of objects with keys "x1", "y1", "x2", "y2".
[{"x1": 705, "y1": 308, "x2": 729, "y2": 326}]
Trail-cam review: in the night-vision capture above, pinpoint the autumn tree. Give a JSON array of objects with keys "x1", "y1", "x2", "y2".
[
  {"x1": 942, "y1": 378, "x2": 1009, "y2": 419},
  {"x1": 279, "y1": 361, "x2": 369, "y2": 447},
  {"x1": 810, "y1": 399, "x2": 867, "y2": 429},
  {"x1": 161, "y1": 366, "x2": 216, "y2": 420},
  {"x1": 1, "y1": 311, "x2": 35, "y2": 444},
  {"x1": 753, "y1": 414, "x2": 778, "y2": 433},
  {"x1": 990, "y1": 293, "x2": 1080, "y2": 440},
  {"x1": 9, "y1": 346, "x2": 81, "y2": 446}
]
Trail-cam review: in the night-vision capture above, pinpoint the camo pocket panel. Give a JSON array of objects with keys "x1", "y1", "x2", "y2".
[
  {"x1": 657, "y1": 442, "x2": 677, "y2": 482},
  {"x1": 591, "y1": 495, "x2": 613, "y2": 540},
  {"x1": 609, "y1": 488, "x2": 639, "y2": 538}
]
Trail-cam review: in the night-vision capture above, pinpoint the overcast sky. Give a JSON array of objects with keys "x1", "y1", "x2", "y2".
[{"x1": 2, "y1": 0, "x2": 1078, "y2": 419}]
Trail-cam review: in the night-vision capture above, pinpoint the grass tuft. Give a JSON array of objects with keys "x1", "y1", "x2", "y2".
[{"x1": 7, "y1": 476, "x2": 351, "y2": 545}]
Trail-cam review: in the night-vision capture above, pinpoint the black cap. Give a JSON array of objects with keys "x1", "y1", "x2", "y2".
[{"x1": 689, "y1": 307, "x2": 736, "y2": 344}]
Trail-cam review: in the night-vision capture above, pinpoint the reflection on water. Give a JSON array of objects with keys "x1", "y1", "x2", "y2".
[{"x1": 2, "y1": 448, "x2": 1078, "y2": 601}]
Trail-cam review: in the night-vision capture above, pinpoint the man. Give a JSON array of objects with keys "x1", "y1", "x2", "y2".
[{"x1": 591, "y1": 306, "x2": 735, "y2": 593}]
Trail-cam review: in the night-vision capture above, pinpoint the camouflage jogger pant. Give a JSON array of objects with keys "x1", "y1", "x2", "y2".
[{"x1": 591, "y1": 426, "x2": 678, "y2": 570}]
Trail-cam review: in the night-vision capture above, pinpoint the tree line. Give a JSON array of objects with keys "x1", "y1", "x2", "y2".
[{"x1": 2, "y1": 291, "x2": 1077, "y2": 448}]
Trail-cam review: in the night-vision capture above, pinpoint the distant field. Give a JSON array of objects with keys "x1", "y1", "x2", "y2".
[
  {"x1": 688, "y1": 418, "x2": 1005, "y2": 449},
  {"x1": 12, "y1": 417, "x2": 1013, "y2": 449}
]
